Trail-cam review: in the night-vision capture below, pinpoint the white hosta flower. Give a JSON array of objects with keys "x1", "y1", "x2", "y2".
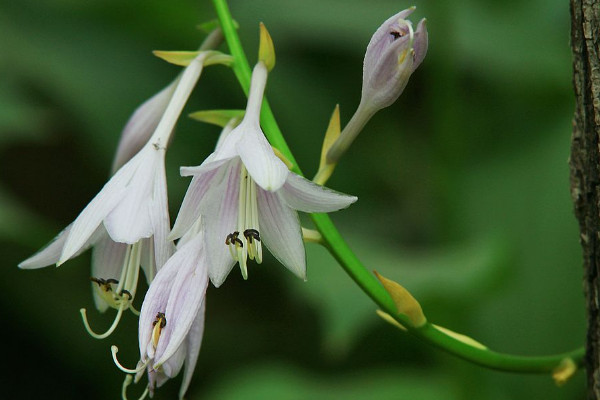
[
  {"x1": 19, "y1": 51, "x2": 215, "y2": 338},
  {"x1": 171, "y1": 62, "x2": 358, "y2": 287},
  {"x1": 113, "y1": 232, "x2": 208, "y2": 399}
]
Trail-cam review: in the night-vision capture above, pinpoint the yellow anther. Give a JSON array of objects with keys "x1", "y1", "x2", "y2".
[{"x1": 151, "y1": 312, "x2": 167, "y2": 349}]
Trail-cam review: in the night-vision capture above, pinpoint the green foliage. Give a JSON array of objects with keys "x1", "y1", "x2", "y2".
[{"x1": 0, "y1": 0, "x2": 585, "y2": 398}]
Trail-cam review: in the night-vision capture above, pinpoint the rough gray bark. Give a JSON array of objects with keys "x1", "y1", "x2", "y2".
[{"x1": 570, "y1": 0, "x2": 600, "y2": 398}]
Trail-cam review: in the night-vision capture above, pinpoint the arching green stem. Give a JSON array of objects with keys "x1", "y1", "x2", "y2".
[{"x1": 212, "y1": 0, "x2": 584, "y2": 375}]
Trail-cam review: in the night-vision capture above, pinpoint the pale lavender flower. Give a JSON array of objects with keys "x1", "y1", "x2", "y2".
[
  {"x1": 170, "y1": 62, "x2": 358, "y2": 287},
  {"x1": 327, "y1": 8, "x2": 428, "y2": 164},
  {"x1": 112, "y1": 231, "x2": 208, "y2": 399},
  {"x1": 361, "y1": 7, "x2": 428, "y2": 111}
]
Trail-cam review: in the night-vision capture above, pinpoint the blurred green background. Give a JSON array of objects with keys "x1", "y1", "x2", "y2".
[{"x1": 0, "y1": 0, "x2": 586, "y2": 399}]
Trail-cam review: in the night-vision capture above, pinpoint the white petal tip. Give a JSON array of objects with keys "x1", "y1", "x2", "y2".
[
  {"x1": 210, "y1": 277, "x2": 224, "y2": 288},
  {"x1": 17, "y1": 261, "x2": 31, "y2": 270},
  {"x1": 289, "y1": 266, "x2": 307, "y2": 281}
]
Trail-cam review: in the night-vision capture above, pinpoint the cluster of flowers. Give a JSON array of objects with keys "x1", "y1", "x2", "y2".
[{"x1": 19, "y1": 8, "x2": 426, "y2": 399}]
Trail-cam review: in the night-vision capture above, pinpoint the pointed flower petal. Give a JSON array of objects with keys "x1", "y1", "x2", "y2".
[
  {"x1": 59, "y1": 153, "x2": 142, "y2": 264},
  {"x1": 281, "y1": 173, "x2": 357, "y2": 213},
  {"x1": 155, "y1": 236, "x2": 208, "y2": 365},
  {"x1": 200, "y1": 161, "x2": 240, "y2": 287},
  {"x1": 20, "y1": 224, "x2": 105, "y2": 269},
  {"x1": 19, "y1": 225, "x2": 71, "y2": 269},
  {"x1": 179, "y1": 300, "x2": 206, "y2": 399},
  {"x1": 256, "y1": 189, "x2": 306, "y2": 280}
]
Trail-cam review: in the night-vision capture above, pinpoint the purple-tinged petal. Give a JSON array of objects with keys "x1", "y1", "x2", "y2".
[
  {"x1": 171, "y1": 164, "x2": 227, "y2": 240},
  {"x1": 364, "y1": 8, "x2": 416, "y2": 75},
  {"x1": 257, "y1": 189, "x2": 306, "y2": 280},
  {"x1": 199, "y1": 161, "x2": 240, "y2": 287},
  {"x1": 370, "y1": 36, "x2": 413, "y2": 91},
  {"x1": 361, "y1": 7, "x2": 427, "y2": 112},
  {"x1": 148, "y1": 370, "x2": 170, "y2": 393},
  {"x1": 160, "y1": 343, "x2": 187, "y2": 379},
  {"x1": 154, "y1": 235, "x2": 207, "y2": 366},
  {"x1": 179, "y1": 300, "x2": 206, "y2": 399},
  {"x1": 138, "y1": 245, "x2": 181, "y2": 357},
  {"x1": 280, "y1": 173, "x2": 358, "y2": 213}
]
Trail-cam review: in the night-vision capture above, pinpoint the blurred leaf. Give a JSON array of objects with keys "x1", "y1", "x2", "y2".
[
  {"x1": 0, "y1": 185, "x2": 55, "y2": 245},
  {"x1": 289, "y1": 234, "x2": 512, "y2": 359},
  {"x1": 202, "y1": 362, "x2": 458, "y2": 400},
  {"x1": 189, "y1": 109, "x2": 245, "y2": 127},
  {"x1": 0, "y1": 80, "x2": 51, "y2": 145}
]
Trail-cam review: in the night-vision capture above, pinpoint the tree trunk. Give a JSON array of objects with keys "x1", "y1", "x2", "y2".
[{"x1": 570, "y1": 0, "x2": 600, "y2": 398}]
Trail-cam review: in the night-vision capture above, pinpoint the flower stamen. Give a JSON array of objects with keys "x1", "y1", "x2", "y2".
[
  {"x1": 226, "y1": 231, "x2": 243, "y2": 260},
  {"x1": 82, "y1": 242, "x2": 144, "y2": 339},
  {"x1": 151, "y1": 312, "x2": 167, "y2": 349},
  {"x1": 243, "y1": 229, "x2": 261, "y2": 243},
  {"x1": 231, "y1": 165, "x2": 264, "y2": 279}
]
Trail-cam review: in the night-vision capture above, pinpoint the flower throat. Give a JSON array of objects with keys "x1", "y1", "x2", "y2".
[{"x1": 226, "y1": 165, "x2": 263, "y2": 278}]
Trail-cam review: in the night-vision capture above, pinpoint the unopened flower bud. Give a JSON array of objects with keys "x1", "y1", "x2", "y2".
[
  {"x1": 325, "y1": 8, "x2": 428, "y2": 167},
  {"x1": 362, "y1": 8, "x2": 427, "y2": 111}
]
